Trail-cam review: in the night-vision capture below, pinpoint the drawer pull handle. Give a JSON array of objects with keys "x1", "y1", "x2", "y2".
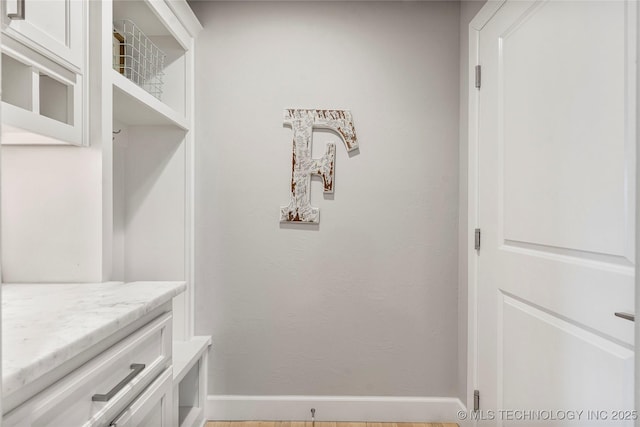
[
  {"x1": 8, "y1": 0, "x2": 25, "y2": 20},
  {"x1": 615, "y1": 312, "x2": 635, "y2": 322},
  {"x1": 92, "y1": 363, "x2": 145, "y2": 402}
]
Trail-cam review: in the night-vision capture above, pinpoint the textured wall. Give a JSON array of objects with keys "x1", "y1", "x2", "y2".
[{"x1": 192, "y1": 1, "x2": 460, "y2": 397}]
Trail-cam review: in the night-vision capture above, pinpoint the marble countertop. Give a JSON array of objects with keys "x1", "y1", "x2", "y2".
[{"x1": 2, "y1": 281, "x2": 186, "y2": 400}]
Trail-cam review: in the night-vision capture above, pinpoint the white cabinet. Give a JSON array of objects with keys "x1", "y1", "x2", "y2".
[
  {"x1": 1, "y1": 46, "x2": 84, "y2": 145},
  {"x1": 2, "y1": 0, "x2": 84, "y2": 70},
  {"x1": 3, "y1": 313, "x2": 173, "y2": 427},
  {"x1": 0, "y1": 0, "x2": 86, "y2": 146}
]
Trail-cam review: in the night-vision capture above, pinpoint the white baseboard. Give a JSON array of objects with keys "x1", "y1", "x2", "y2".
[{"x1": 205, "y1": 395, "x2": 467, "y2": 424}]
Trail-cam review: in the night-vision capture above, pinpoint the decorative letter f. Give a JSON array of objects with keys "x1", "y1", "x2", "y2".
[{"x1": 280, "y1": 109, "x2": 359, "y2": 223}]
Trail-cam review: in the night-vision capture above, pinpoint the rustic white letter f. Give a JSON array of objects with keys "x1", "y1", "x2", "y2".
[{"x1": 280, "y1": 109, "x2": 359, "y2": 223}]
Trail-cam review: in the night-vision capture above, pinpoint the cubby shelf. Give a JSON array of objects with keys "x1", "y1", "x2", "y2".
[
  {"x1": 179, "y1": 406, "x2": 201, "y2": 427},
  {"x1": 173, "y1": 336, "x2": 211, "y2": 383},
  {"x1": 112, "y1": 70, "x2": 189, "y2": 130},
  {"x1": 173, "y1": 336, "x2": 211, "y2": 427}
]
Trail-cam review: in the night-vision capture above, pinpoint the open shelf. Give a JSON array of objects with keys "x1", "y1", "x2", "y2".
[
  {"x1": 113, "y1": 0, "x2": 175, "y2": 39},
  {"x1": 179, "y1": 405, "x2": 201, "y2": 427},
  {"x1": 112, "y1": 0, "x2": 189, "y2": 123},
  {"x1": 173, "y1": 336, "x2": 211, "y2": 427},
  {"x1": 112, "y1": 70, "x2": 188, "y2": 129},
  {"x1": 173, "y1": 336, "x2": 211, "y2": 383}
]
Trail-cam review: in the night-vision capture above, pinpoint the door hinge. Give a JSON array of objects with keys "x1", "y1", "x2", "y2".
[
  {"x1": 474, "y1": 228, "x2": 481, "y2": 250},
  {"x1": 475, "y1": 65, "x2": 481, "y2": 89},
  {"x1": 474, "y1": 389, "x2": 480, "y2": 411}
]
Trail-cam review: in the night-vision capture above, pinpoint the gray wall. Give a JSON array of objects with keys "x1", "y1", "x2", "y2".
[
  {"x1": 457, "y1": 0, "x2": 487, "y2": 404},
  {"x1": 192, "y1": 1, "x2": 461, "y2": 397}
]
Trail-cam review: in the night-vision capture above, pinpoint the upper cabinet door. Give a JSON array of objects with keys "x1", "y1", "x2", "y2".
[{"x1": 2, "y1": 0, "x2": 84, "y2": 71}]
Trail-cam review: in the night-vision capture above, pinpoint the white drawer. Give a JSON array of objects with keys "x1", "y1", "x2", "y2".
[
  {"x1": 109, "y1": 368, "x2": 173, "y2": 427},
  {"x1": 4, "y1": 313, "x2": 172, "y2": 427}
]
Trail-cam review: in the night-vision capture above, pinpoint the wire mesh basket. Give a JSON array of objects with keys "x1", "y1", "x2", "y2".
[{"x1": 113, "y1": 19, "x2": 166, "y2": 100}]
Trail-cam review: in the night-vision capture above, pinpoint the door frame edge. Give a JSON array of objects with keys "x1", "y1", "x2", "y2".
[
  {"x1": 635, "y1": 0, "x2": 640, "y2": 423},
  {"x1": 466, "y1": 0, "x2": 506, "y2": 415}
]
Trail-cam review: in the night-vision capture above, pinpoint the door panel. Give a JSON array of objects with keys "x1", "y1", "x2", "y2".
[
  {"x1": 501, "y1": 0, "x2": 631, "y2": 258},
  {"x1": 502, "y1": 295, "x2": 633, "y2": 421},
  {"x1": 477, "y1": 0, "x2": 636, "y2": 424}
]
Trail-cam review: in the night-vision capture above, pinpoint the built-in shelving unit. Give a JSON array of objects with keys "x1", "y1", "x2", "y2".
[
  {"x1": 0, "y1": 0, "x2": 208, "y2": 423},
  {"x1": 110, "y1": 0, "x2": 196, "y2": 339},
  {"x1": 108, "y1": 0, "x2": 206, "y2": 423}
]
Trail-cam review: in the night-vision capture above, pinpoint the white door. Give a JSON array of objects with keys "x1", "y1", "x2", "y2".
[{"x1": 475, "y1": 0, "x2": 636, "y2": 425}]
